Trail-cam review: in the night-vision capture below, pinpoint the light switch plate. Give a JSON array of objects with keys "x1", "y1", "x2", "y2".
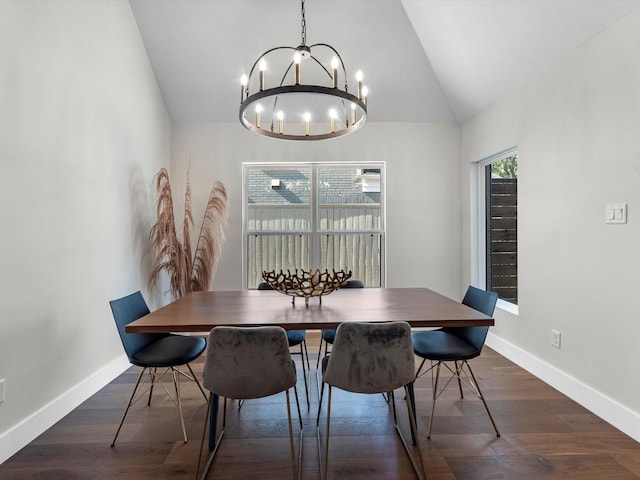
[
  {"x1": 0, "y1": 379, "x2": 5, "y2": 403},
  {"x1": 606, "y1": 203, "x2": 627, "y2": 224}
]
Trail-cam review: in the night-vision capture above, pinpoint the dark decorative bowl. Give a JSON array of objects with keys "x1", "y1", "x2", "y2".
[{"x1": 262, "y1": 269, "x2": 352, "y2": 306}]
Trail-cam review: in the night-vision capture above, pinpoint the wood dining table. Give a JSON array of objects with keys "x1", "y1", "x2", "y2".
[
  {"x1": 125, "y1": 287, "x2": 494, "y2": 458},
  {"x1": 125, "y1": 287, "x2": 494, "y2": 333}
]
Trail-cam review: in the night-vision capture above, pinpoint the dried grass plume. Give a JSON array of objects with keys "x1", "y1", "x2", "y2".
[{"x1": 149, "y1": 167, "x2": 228, "y2": 299}]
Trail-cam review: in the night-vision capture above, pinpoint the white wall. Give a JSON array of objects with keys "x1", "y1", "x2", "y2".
[
  {"x1": 0, "y1": 1, "x2": 170, "y2": 462},
  {"x1": 462, "y1": 8, "x2": 640, "y2": 440},
  {"x1": 171, "y1": 122, "x2": 463, "y2": 297},
  {"x1": 7, "y1": 0, "x2": 637, "y2": 464}
]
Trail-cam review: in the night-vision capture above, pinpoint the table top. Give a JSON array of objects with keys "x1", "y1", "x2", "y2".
[{"x1": 125, "y1": 288, "x2": 494, "y2": 333}]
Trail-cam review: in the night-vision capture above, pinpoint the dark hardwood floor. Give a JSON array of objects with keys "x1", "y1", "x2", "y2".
[{"x1": 1, "y1": 332, "x2": 639, "y2": 479}]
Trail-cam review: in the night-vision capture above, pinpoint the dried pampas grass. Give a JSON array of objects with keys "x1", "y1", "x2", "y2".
[{"x1": 149, "y1": 167, "x2": 228, "y2": 299}]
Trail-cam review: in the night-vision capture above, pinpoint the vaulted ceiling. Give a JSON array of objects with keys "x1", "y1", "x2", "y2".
[{"x1": 129, "y1": 0, "x2": 640, "y2": 124}]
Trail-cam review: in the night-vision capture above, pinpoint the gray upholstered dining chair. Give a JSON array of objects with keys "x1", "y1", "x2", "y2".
[
  {"x1": 258, "y1": 282, "x2": 311, "y2": 406},
  {"x1": 317, "y1": 322, "x2": 426, "y2": 480},
  {"x1": 109, "y1": 291, "x2": 208, "y2": 446},
  {"x1": 195, "y1": 326, "x2": 303, "y2": 480},
  {"x1": 315, "y1": 279, "x2": 364, "y2": 368},
  {"x1": 412, "y1": 285, "x2": 500, "y2": 438}
]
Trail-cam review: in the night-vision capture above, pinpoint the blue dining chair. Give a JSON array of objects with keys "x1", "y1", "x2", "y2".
[
  {"x1": 109, "y1": 291, "x2": 207, "y2": 446},
  {"x1": 315, "y1": 279, "x2": 364, "y2": 369},
  {"x1": 412, "y1": 285, "x2": 500, "y2": 438},
  {"x1": 258, "y1": 282, "x2": 311, "y2": 407}
]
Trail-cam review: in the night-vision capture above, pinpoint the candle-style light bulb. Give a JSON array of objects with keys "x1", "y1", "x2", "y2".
[
  {"x1": 361, "y1": 86, "x2": 368, "y2": 106},
  {"x1": 331, "y1": 56, "x2": 339, "y2": 89},
  {"x1": 303, "y1": 112, "x2": 311, "y2": 136},
  {"x1": 329, "y1": 108, "x2": 337, "y2": 133},
  {"x1": 240, "y1": 74, "x2": 248, "y2": 102},
  {"x1": 350, "y1": 102, "x2": 357, "y2": 125},
  {"x1": 255, "y1": 103, "x2": 263, "y2": 128},
  {"x1": 277, "y1": 110, "x2": 284, "y2": 134},
  {"x1": 356, "y1": 70, "x2": 363, "y2": 99},
  {"x1": 294, "y1": 52, "x2": 301, "y2": 85},
  {"x1": 259, "y1": 58, "x2": 267, "y2": 91}
]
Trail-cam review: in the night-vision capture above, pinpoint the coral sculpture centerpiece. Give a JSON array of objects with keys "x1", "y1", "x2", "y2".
[{"x1": 262, "y1": 269, "x2": 352, "y2": 306}]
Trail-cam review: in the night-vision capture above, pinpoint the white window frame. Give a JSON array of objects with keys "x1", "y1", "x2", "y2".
[
  {"x1": 242, "y1": 162, "x2": 386, "y2": 289},
  {"x1": 476, "y1": 147, "x2": 519, "y2": 315}
]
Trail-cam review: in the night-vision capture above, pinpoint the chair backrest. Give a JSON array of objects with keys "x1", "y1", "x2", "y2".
[
  {"x1": 323, "y1": 322, "x2": 414, "y2": 394},
  {"x1": 443, "y1": 286, "x2": 498, "y2": 351},
  {"x1": 257, "y1": 282, "x2": 273, "y2": 290},
  {"x1": 109, "y1": 291, "x2": 167, "y2": 362},
  {"x1": 203, "y1": 326, "x2": 297, "y2": 399},
  {"x1": 462, "y1": 286, "x2": 498, "y2": 317}
]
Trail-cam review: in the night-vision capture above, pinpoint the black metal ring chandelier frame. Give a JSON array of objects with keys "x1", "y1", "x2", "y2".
[{"x1": 239, "y1": 0, "x2": 368, "y2": 141}]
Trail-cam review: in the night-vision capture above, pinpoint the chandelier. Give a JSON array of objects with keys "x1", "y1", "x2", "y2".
[{"x1": 239, "y1": 0, "x2": 368, "y2": 141}]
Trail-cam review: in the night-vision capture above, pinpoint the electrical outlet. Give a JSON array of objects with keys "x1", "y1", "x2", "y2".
[
  {"x1": 0, "y1": 379, "x2": 5, "y2": 404},
  {"x1": 551, "y1": 330, "x2": 561, "y2": 349}
]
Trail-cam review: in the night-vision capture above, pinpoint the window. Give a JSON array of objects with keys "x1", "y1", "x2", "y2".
[
  {"x1": 244, "y1": 163, "x2": 384, "y2": 288},
  {"x1": 478, "y1": 150, "x2": 518, "y2": 305}
]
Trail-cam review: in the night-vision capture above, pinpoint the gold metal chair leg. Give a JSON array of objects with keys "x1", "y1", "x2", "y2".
[
  {"x1": 186, "y1": 363, "x2": 208, "y2": 402},
  {"x1": 290, "y1": 386, "x2": 304, "y2": 479},
  {"x1": 299, "y1": 342, "x2": 310, "y2": 408},
  {"x1": 427, "y1": 361, "x2": 442, "y2": 439},
  {"x1": 111, "y1": 367, "x2": 146, "y2": 447},
  {"x1": 148, "y1": 367, "x2": 157, "y2": 406},
  {"x1": 464, "y1": 362, "x2": 500, "y2": 437},
  {"x1": 322, "y1": 385, "x2": 333, "y2": 480},
  {"x1": 285, "y1": 390, "x2": 300, "y2": 480},
  {"x1": 113, "y1": 363, "x2": 202, "y2": 448},
  {"x1": 172, "y1": 367, "x2": 188, "y2": 443},
  {"x1": 316, "y1": 337, "x2": 324, "y2": 369},
  {"x1": 302, "y1": 338, "x2": 311, "y2": 371},
  {"x1": 316, "y1": 338, "x2": 330, "y2": 371},
  {"x1": 455, "y1": 360, "x2": 464, "y2": 399},
  {"x1": 418, "y1": 357, "x2": 500, "y2": 440},
  {"x1": 293, "y1": 385, "x2": 303, "y2": 429},
  {"x1": 195, "y1": 395, "x2": 212, "y2": 480},
  {"x1": 414, "y1": 358, "x2": 437, "y2": 384}
]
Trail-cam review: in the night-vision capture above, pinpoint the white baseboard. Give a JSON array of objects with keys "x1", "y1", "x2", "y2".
[
  {"x1": 486, "y1": 332, "x2": 640, "y2": 442},
  {"x1": 0, "y1": 355, "x2": 131, "y2": 465}
]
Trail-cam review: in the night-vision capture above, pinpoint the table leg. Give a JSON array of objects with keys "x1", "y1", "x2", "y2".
[
  {"x1": 406, "y1": 382, "x2": 417, "y2": 445},
  {"x1": 208, "y1": 393, "x2": 219, "y2": 450}
]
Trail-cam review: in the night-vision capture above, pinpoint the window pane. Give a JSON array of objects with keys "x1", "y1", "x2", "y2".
[
  {"x1": 320, "y1": 234, "x2": 382, "y2": 287},
  {"x1": 247, "y1": 167, "x2": 311, "y2": 231},
  {"x1": 244, "y1": 163, "x2": 385, "y2": 289},
  {"x1": 485, "y1": 155, "x2": 518, "y2": 304},
  {"x1": 247, "y1": 234, "x2": 310, "y2": 289},
  {"x1": 318, "y1": 167, "x2": 381, "y2": 231}
]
